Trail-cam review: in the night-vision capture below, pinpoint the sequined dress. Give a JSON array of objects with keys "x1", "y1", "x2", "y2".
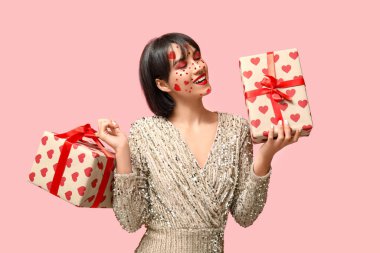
[{"x1": 112, "y1": 112, "x2": 272, "y2": 253}]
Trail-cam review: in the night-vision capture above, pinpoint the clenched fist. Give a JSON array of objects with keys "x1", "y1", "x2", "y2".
[{"x1": 95, "y1": 118, "x2": 129, "y2": 153}]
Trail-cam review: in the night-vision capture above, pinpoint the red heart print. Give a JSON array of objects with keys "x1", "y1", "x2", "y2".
[
  {"x1": 84, "y1": 167, "x2": 92, "y2": 177},
  {"x1": 279, "y1": 102, "x2": 288, "y2": 111},
  {"x1": 247, "y1": 96, "x2": 256, "y2": 103},
  {"x1": 286, "y1": 89, "x2": 296, "y2": 97},
  {"x1": 78, "y1": 153, "x2": 85, "y2": 163},
  {"x1": 97, "y1": 161, "x2": 103, "y2": 170},
  {"x1": 77, "y1": 186, "x2": 86, "y2": 196},
  {"x1": 250, "y1": 57, "x2": 260, "y2": 65},
  {"x1": 60, "y1": 177, "x2": 66, "y2": 186},
  {"x1": 289, "y1": 51, "x2": 299, "y2": 60},
  {"x1": 91, "y1": 178, "x2": 98, "y2": 188},
  {"x1": 46, "y1": 181, "x2": 52, "y2": 191},
  {"x1": 92, "y1": 152, "x2": 99, "y2": 158},
  {"x1": 254, "y1": 82, "x2": 263, "y2": 89},
  {"x1": 47, "y1": 149, "x2": 54, "y2": 159},
  {"x1": 293, "y1": 75, "x2": 303, "y2": 80},
  {"x1": 29, "y1": 172, "x2": 35, "y2": 182},
  {"x1": 40, "y1": 168, "x2": 48, "y2": 177},
  {"x1": 271, "y1": 117, "x2": 280, "y2": 125},
  {"x1": 59, "y1": 145, "x2": 63, "y2": 152},
  {"x1": 302, "y1": 125, "x2": 313, "y2": 131},
  {"x1": 174, "y1": 84, "x2": 181, "y2": 91},
  {"x1": 53, "y1": 163, "x2": 58, "y2": 172},
  {"x1": 41, "y1": 136, "x2": 48, "y2": 145},
  {"x1": 35, "y1": 154, "x2": 42, "y2": 164},
  {"x1": 290, "y1": 114, "x2": 300, "y2": 122},
  {"x1": 65, "y1": 191, "x2": 72, "y2": 200},
  {"x1": 72, "y1": 172, "x2": 79, "y2": 182},
  {"x1": 298, "y1": 100, "x2": 308, "y2": 108},
  {"x1": 73, "y1": 143, "x2": 79, "y2": 149},
  {"x1": 66, "y1": 158, "x2": 73, "y2": 168},
  {"x1": 277, "y1": 78, "x2": 284, "y2": 83},
  {"x1": 87, "y1": 195, "x2": 95, "y2": 202},
  {"x1": 54, "y1": 136, "x2": 59, "y2": 141},
  {"x1": 250, "y1": 119, "x2": 261, "y2": 128},
  {"x1": 282, "y1": 65, "x2": 291, "y2": 73},
  {"x1": 274, "y1": 54, "x2": 280, "y2": 63},
  {"x1": 262, "y1": 68, "x2": 268, "y2": 75},
  {"x1": 243, "y1": 71, "x2": 252, "y2": 79},
  {"x1": 258, "y1": 106, "x2": 268, "y2": 114}
]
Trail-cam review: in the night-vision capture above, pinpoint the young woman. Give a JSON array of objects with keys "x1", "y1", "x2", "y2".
[{"x1": 95, "y1": 32, "x2": 300, "y2": 253}]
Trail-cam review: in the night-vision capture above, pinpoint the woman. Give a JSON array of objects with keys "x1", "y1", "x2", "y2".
[{"x1": 95, "y1": 32, "x2": 300, "y2": 253}]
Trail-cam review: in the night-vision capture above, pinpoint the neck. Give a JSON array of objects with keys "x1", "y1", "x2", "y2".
[{"x1": 167, "y1": 98, "x2": 214, "y2": 126}]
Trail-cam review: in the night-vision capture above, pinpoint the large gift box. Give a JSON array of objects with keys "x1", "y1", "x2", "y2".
[
  {"x1": 28, "y1": 124, "x2": 116, "y2": 208},
  {"x1": 239, "y1": 48, "x2": 313, "y2": 143}
]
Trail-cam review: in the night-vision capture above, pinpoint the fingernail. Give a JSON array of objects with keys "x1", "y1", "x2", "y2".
[
  {"x1": 285, "y1": 119, "x2": 289, "y2": 125},
  {"x1": 278, "y1": 120, "x2": 282, "y2": 125},
  {"x1": 271, "y1": 124, "x2": 274, "y2": 129}
]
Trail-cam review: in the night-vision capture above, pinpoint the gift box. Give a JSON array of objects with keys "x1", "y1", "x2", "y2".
[
  {"x1": 239, "y1": 48, "x2": 313, "y2": 143},
  {"x1": 28, "y1": 124, "x2": 116, "y2": 208}
]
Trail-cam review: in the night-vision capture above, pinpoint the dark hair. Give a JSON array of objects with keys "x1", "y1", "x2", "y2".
[{"x1": 138, "y1": 32, "x2": 201, "y2": 118}]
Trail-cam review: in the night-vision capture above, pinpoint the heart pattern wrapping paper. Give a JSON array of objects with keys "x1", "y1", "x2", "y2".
[
  {"x1": 239, "y1": 48, "x2": 313, "y2": 143},
  {"x1": 28, "y1": 126, "x2": 116, "y2": 208}
]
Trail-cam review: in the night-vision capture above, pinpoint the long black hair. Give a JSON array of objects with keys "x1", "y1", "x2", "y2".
[{"x1": 139, "y1": 32, "x2": 201, "y2": 118}]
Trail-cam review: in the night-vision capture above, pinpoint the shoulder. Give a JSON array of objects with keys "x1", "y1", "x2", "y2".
[
  {"x1": 128, "y1": 115, "x2": 165, "y2": 137},
  {"x1": 220, "y1": 112, "x2": 249, "y2": 130},
  {"x1": 130, "y1": 115, "x2": 158, "y2": 129}
]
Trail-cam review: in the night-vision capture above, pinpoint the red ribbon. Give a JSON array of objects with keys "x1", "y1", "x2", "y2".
[
  {"x1": 244, "y1": 51, "x2": 306, "y2": 127},
  {"x1": 52, "y1": 124, "x2": 115, "y2": 208}
]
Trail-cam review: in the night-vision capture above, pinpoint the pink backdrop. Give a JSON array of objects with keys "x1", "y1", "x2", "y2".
[{"x1": 1, "y1": 0, "x2": 378, "y2": 252}]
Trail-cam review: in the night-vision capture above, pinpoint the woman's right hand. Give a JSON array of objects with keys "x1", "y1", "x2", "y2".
[{"x1": 95, "y1": 118, "x2": 129, "y2": 153}]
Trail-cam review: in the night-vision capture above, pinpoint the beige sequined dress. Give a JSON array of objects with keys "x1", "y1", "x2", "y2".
[{"x1": 112, "y1": 111, "x2": 272, "y2": 253}]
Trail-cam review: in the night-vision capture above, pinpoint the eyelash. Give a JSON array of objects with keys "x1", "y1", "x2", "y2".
[{"x1": 177, "y1": 55, "x2": 201, "y2": 69}]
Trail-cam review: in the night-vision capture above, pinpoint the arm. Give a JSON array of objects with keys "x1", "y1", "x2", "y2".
[
  {"x1": 229, "y1": 118, "x2": 272, "y2": 228},
  {"x1": 112, "y1": 122, "x2": 150, "y2": 233}
]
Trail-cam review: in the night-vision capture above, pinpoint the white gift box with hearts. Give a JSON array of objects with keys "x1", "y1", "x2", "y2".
[
  {"x1": 28, "y1": 129, "x2": 116, "y2": 208},
  {"x1": 239, "y1": 48, "x2": 313, "y2": 143}
]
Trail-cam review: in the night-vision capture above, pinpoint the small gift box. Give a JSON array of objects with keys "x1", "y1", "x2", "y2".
[
  {"x1": 239, "y1": 48, "x2": 313, "y2": 143},
  {"x1": 28, "y1": 124, "x2": 116, "y2": 208}
]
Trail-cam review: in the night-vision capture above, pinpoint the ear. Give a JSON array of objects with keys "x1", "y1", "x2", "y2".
[{"x1": 156, "y1": 78, "x2": 171, "y2": 93}]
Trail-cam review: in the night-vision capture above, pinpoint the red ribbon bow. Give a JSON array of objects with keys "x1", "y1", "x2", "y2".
[
  {"x1": 244, "y1": 51, "x2": 306, "y2": 127},
  {"x1": 51, "y1": 124, "x2": 115, "y2": 208}
]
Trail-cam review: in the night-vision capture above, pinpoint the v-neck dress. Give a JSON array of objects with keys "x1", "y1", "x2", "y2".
[{"x1": 112, "y1": 112, "x2": 272, "y2": 253}]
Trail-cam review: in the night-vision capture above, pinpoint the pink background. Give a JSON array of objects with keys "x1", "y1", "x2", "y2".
[{"x1": 1, "y1": 0, "x2": 379, "y2": 252}]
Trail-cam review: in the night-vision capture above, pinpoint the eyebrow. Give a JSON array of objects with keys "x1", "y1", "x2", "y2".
[{"x1": 173, "y1": 49, "x2": 200, "y2": 66}]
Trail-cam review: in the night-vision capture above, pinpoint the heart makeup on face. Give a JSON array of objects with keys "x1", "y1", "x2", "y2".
[{"x1": 168, "y1": 44, "x2": 210, "y2": 95}]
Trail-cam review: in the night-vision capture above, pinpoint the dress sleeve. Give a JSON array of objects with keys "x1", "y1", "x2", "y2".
[
  {"x1": 229, "y1": 118, "x2": 272, "y2": 228},
  {"x1": 112, "y1": 122, "x2": 150, "y2": 233}
]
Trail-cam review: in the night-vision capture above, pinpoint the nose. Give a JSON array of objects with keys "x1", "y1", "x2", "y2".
[{"x1": 193, "y1": 59, "x2": 205, "y2": 75}]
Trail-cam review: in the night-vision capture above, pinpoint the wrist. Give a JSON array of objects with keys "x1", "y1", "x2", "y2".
[
  {"x1": 115, "y1": 143, "x2": 129, "y2": 154},
  {"x1": 256, "y1": 150, "x2": 274, "y2": 163}
]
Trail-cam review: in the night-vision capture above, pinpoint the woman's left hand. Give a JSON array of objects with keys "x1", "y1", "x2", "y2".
[{"x1": 254, "y1": 119, "x2": 301, "y2": 161}]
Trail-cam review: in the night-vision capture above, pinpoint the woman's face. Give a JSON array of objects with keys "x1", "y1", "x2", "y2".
[{"x1": 165, "y1": 43, "x2": 211, "y2": 97}]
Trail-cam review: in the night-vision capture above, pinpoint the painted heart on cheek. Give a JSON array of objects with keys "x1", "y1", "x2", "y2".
[
  {"x1": 168, "y1": 51, "x2": 176, "y2": 59},
  {"x1": 184, "y1": 81, "x2": 189, "y2": 85},
  {"x1": 174, "y1": 84, "x2": 181, "y2": 91}
]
